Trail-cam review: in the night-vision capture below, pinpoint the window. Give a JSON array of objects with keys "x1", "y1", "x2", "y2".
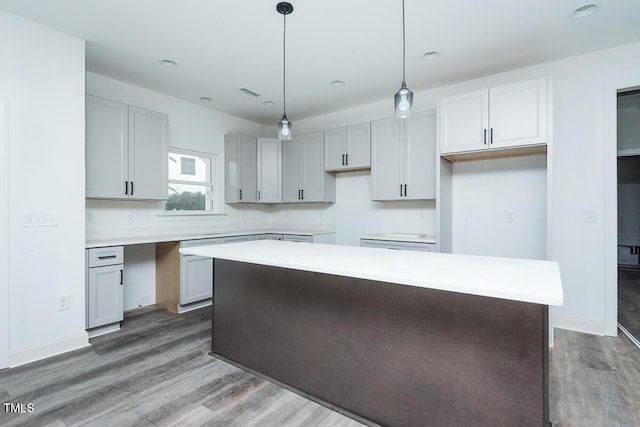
[{"x1": 165, "y1": 149, "x2": 223, "y2": 214}]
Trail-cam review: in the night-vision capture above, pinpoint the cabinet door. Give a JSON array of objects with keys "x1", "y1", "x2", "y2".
[
  {"x1": 238, "y1": 134, "x2": 257, "y2": 202},
  {"x1": 489, "y1": 78, "x2": 547, "y2": 149},
  {"x1": 345, "y1": 122, "x2": 371, "y2": 169},
  {"x1": 282, "y1": 137, "x2": 301, "y2": 202},
  {"x1": 299, "y1": 132, "x2": 325, "y2": 202},
  {"x1": 439, "y1": 89, "x2": 489, "y2": 154},
  {"x1": 180, "y1": 255, "x2": 212, "y2": 305},
  {"x1": 324, "y1": 127, "x2": 346, "y2": 171},
  {"x1": 128, "y1": 106, "x2": 168, "y2": 200},
  {"x1": 405, "y1": 111, "x2": 437, "y2": 199},
  {"x1": 87, "y1": 264, "x2": 124, "y2": 328},
  {"x1": 86, "y1": 96, "x2": 128, "y2": 198},
  {"x1": 371, "y1": 117, "x2": 404, "y2": 200},
  {"x1": 257, "y1": 138, "x2": 282, "y2": 203}
]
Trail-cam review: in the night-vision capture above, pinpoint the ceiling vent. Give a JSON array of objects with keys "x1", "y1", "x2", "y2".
[{"x1": 238, "y1": 88, "x2": 261, "y2": 98}]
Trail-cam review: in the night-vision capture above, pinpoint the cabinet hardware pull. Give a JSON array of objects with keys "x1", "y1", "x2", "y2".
[
  {"x1": 404, "y1": 184, "x2": 408, "y2": 197},
  {"x1": 490, "y1": 128, "x2": 494, "y2": 144},
  {"x1": 483, "y1": 129, "x2": 487, "y2": 145},
  {"x1": 120, "y1": 269, "x2": 123, "y2": 285},
  {"x1": 258, "y1": 190, "x2": 260, "y2": 200},
  {"x1": 400, "y1": 184, "x2": 403, "y2": 197},
  {"x1": 298, "y1": 189, "x2": 301, "y2": 200},
  {"x1": 301, "y1": 189, "x2": 304, "y2": 200},
  {"x1": 130, "y1": 181, "x2": 134, "y2": 195},
  {"x1": 125, "y1": 181, "x2": 128, "y2": 195},
  {"x1": 97, "y1": 255, "x2": 117, "y2": 260},
  {"x1": 346, "y1": 154, "x2": 349, "y2": 165},
  {"x1": 239, "y1": 189, "x2": 242, "y2": 200},
  {"x1": 342, "y1": 154, "x2": 345, "y2": 165}
]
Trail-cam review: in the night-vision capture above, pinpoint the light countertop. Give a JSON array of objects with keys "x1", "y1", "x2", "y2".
[
  {"x1": 180, "y1": 240, "x2": 563, "y2": 306},
  {"x1": 86, "y1": 227, "x2": 334, "y2": 248}
]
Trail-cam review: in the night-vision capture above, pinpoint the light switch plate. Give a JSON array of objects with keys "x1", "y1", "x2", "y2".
[{"x1": 24, "y1": 211, "x2": 59, "y2": 227}]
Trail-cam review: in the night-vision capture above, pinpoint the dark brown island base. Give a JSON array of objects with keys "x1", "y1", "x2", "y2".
[{"x1": 180, "y1": 240, "x2": 563, "y2": 427}]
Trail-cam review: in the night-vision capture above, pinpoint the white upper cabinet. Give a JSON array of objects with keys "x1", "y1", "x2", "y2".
[
  {"x1": 128, "y1": 106, "x2": 170, "y2": 200},
  {"x1": 439, "y1": 78, "x2": 548, "y2": 159},
  {"x1": 371, "y1": 110, "x2": 436, "y2": 201},
  {"x1": 86, "y1": 95, "x2": 169, "y2": 200},
  {"x1": 257, "y1": 138, "x2": 282, "y2": 203},
  {"x1": 225, "y1": 133, "x2": 257, "y2": 203},
  {"x1": 324, "y1": 122, "x2": 371, "y2": 171},
  {"x1": 282, "y1": 131, "x2": 336, "y2": 203}
]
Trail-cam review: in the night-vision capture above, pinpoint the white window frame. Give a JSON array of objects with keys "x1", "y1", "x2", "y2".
[{"x1": 158, "y1": 147, "x2": 225, "y2": 216}]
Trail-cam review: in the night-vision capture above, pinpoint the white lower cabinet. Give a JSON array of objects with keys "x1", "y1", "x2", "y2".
[
  {"x1": 177, "y1": 235, "x2": 254, "y2": 308},
  {"x1": 86, "y1": 246, "x2": 124, "y2": 330},
  {"x1": 180, "y1": 255, "x2": 213, "y2": 305}
]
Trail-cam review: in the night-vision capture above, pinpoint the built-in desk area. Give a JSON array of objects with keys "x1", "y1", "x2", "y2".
[{"x1": 182, "y1": 240, "x2": 563, "y2": 426}]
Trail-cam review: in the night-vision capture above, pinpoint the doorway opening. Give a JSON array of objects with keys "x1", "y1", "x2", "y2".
[{"x1": 617, "y1": 88, "x2": 640, "y2": 348}]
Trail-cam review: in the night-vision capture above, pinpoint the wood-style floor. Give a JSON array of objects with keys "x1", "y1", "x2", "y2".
[{"x1": 1, "y1": 306, "x2": 639, "y2": 426}]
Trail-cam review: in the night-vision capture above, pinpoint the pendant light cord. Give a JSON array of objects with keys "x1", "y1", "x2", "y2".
[
  {"x1": 282, "y1": 11, "x2": 287, "y2": 115},
  {"x1": 401, "y1": 0, "x2": 406, "y2": 85}
]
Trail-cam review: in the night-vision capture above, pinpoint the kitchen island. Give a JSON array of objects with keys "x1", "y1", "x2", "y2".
[{"x1": 181, "y1": 240, "x2": 563, "y2": 426}]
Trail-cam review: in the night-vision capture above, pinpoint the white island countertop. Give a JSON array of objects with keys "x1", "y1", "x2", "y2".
[{"x1": 180, "y1": 240, "x2": 563, "y2": 306}]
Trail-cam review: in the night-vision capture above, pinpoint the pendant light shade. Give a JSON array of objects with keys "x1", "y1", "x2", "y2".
[
  {"x1": 277, "y1": 2, "x2": 293, "y2": 140},
  {"x1": 394, "y1": 0, "x2": 413, "y2": 118},
  {"x1": 278, "y1": 113, "x2": 292, "y2": 140}
]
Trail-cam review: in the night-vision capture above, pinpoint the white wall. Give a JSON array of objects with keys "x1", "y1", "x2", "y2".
[
  {"x1": 451, "y1": 156, "x2": 547, "y2": 259},
  {"x1": 0, "y1": 11, "x2": 87, "y2": 366}
]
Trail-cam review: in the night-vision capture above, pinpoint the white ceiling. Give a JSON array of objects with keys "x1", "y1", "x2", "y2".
[{"x1": 1, "y1": 0, "x2": 640, "y2": 125}]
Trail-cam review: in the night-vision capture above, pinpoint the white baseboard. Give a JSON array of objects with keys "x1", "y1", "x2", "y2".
[
  {"x1": 554, "y1": 316, "x2": 607, "y2": 336},
  {"x1": 9, "y1": 332, "x2": 90, "y2": 368}
]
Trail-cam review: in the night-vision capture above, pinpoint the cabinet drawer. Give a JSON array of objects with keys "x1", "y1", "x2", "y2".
[
  {"x1": 180, "y1": 238, "x2": 221, "y2": 248},
  {"x1": 88, "y1": 246, "x2": 124, "y2": 267},
  {"x1": 282, "y1": 234, "x2": 313, "y2": 243},
  {"x1": 360, "y1": 239, "x2": 435, "y2": 252}
]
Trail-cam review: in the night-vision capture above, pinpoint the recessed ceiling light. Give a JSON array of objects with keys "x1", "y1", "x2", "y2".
[
  {"x1": 199, "y1": 97, "x2": 212, "y2": 102},
  {"x1": 159, "y1": 59, "x2": 178, "y2": 68},
  {"x1": 569, "y1": 4, "x2": 599, "y2": 19},
  {"x1": 330, "y1": 80, "x2": 346, "y2": 87},
  {"x1": 263, "y1": 100, "x2": 276, "y2": 106},
  {"x1": 421, "y1": 51, "x2": 441, "y2": 61}
]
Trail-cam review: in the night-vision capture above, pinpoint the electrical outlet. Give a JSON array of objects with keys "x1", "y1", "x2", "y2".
[
  {"x1": 56, "y1": 295, "x2": 70, "y2": 311},
  {"x1": 585, "y1": 209, "x2": 597, "y2": 223},
  {"x1": 139, "y1": 295, "x2": 151, "y2": 305},
  {"x1": 86, "y1": 210, "x2": 94, "y2": 223},
  {"x1": 505, "y1": 210, "x2": 515, "y2": 223}
]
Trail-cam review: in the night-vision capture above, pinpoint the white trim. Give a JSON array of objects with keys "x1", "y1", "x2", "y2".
[
  {"x1": 8, "y1": 332, "x2": 89, "y2": 368},
  {"x1": 604, "y1": 74, "x2": 640, "y2": 337},
  {"x1": 554, "y1": 315, "x2": 606, "y2": 336},
  {"x1": 0, "y1": 100, "x2": 9, "y2": 369}
]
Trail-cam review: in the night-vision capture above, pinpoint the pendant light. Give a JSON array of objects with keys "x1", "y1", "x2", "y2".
[
  {"x1": 394, "y1": 0, "x2": 413, "y2": 118},
  {"x1": 277, "y1": 2, "x2": 293, "y2": 140}
]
